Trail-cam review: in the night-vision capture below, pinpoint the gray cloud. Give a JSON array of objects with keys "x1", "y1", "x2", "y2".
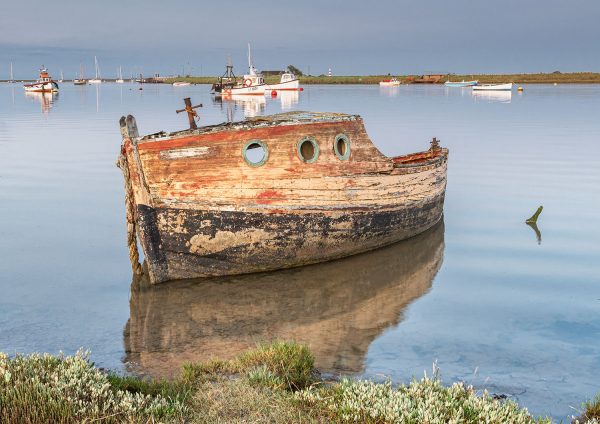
[{"x1": 1, "y1": 0, "x2": 599, "y2": 78}]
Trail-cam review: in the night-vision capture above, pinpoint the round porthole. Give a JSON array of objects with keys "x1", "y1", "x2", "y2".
[
  {"x1": 242, "y1": 140, "x2": 269, "y2": 167},
  {"x1": 297, "y1": 136, "x2": 319, "y2": 163},
  {"x1": 334, "y1": 134, "x2": 351, "y2": 161}
]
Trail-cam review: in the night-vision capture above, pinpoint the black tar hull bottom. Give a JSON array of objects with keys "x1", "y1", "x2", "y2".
[{"x1": 136, "y1": 194, "x2": 445, "y2": 283}]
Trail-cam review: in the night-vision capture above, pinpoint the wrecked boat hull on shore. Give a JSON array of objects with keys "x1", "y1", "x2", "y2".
[{"x1": 118, "y1": 111, "x2": 448, "y2": 284}]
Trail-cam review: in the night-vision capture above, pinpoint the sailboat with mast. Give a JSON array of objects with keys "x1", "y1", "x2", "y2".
[
  {"x1": 59, "y1": 70, "x2": 64, "y2": 83},
  {"x1": 9, "y1": 62, "x2": 15, "y2": 83},
  {"x1": 116, "y1": 66, "x2": 124, "y2": 83},
  {"x1": 89, "y1": 56, "x2": 102, "y2": 84},
  {"x1": 73, "y1": 64, "x2": 87, "y2": 85}
]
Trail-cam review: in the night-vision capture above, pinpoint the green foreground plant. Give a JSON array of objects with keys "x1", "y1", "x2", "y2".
[
  {"x1": 0, "y1": 350, "x2": 187, "y2": 423},
  {"x1": 1, "y1": 343, "x2": 598, "y2": 423}
]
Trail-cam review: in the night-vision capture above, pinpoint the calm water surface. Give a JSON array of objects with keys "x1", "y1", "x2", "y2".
[{"x1": 1, "y1": 83, "x2": 599, "y2": 419}]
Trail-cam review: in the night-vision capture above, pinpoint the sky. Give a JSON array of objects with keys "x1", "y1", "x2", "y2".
[{"x1": 1, "y1": 0, "x2": 599, "y2": 79}]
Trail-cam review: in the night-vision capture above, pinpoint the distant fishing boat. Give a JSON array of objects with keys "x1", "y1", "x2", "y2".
[
  {"x1": 444, "y1": 80, "x2": 478, "y2": 87},
  {"x1": 211, "y1": 56, "x2": 237, "y2": 94},
  {"x1": 73, "y1": 64, "x2": 87, "y2": 85},
  {"x1": 89, "y1": 56, "x2": 102, "y2": 84},
  {"x1": 23, "y1": 67, "x2": 59, "y2": 93},
  {"x1": 116, "y1": 66, "x2": 124, "y2": 83},
  {"x1": 220, "y1": 44, "x2": 266, "y2": 96},
  {"x1": 379, "y1": 78, "x2": 401, "y2": 87},
  {"x1": 265, "y1": 72, "x2": 301, "y2": 91},
  {"x1": 472, "y1": 83, "x2": 513, "y2": 91}
]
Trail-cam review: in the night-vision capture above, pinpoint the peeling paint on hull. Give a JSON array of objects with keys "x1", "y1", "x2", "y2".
[
  {"x1": 118, "y1": 111, "x2": 449, "y2": 284},
  {"x1": 136, "y1": 194, "x2": 445, "y2": 283}
]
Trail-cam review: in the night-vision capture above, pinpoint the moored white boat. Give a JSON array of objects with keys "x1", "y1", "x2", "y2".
[
  {"x1": 445, "y1": 80, "x2": 478, "y2": 87},
  {"x1": 472, "y1": 83, "x2": 513, "y2": 91},
  {"x1": 73, "y1": 63, "x2": 87, "y2": 85},
  {"x1": 23, "y1": 68, "x2": 59, "y2": 93},
  {"x1": 8, "y1": 62, "x2": 15, "y2": 83},
  {"x1": 173, "y1": 81, "x2": 191, "y2": 87},
  {"x1": 379, "y1": 78, "x2": 401, "y2": 87},
  {"x1": 116, "y1": 66, "x2": 124, "y2": 83},
  {"x1": 88, "y1": 56, "x2": 102, "y2": 84},
  {"x1": 265, "y1": 73, "x2": 301, "y2": 91}
]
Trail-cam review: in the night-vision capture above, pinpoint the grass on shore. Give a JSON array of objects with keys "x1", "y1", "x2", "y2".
[
  {"x1": 164, "y1": 72, "x2": 600, "y2": 85},
  {"x1": 575, "y1": 394, "x2": 600, "y2": 423},
  {"x1": 1, "y1": 342, "x2": 597, "y2": 423}
]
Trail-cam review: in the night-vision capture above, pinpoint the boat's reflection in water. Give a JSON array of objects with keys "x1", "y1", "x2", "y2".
[
  {"x1": 124, "y1": 220, "x2": 445, "y2": 378},
  {"x1": 214, "y1": 94, "x2": 266, "y2": 119},
  {"x1": 472, "y1": 90, "x2": 512, "y2": 103},
  {"x1": 25, "y1": 91, "x2": 58, "y2": 114},
  {"x1": 278, "y1": 90, "x2": 299, "y2": 110},
  {"x1": 379, "y1": 86, "x2": 401, "y2": 97}
]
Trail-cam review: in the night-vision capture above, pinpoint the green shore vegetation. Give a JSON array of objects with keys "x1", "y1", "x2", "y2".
[
  {"x1": 1, "y1": 342, "x2": 598, "y2": 423},
  {"x1": 164, "y1": 72, "x2": 600, "y2": 85}
]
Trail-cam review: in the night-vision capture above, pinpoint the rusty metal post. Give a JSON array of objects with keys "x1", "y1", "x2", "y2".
[{"x1": 176, "y1": 97, "x2": 203, "y2": 130}]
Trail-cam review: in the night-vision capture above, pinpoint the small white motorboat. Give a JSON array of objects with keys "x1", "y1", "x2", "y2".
[
  {"x1": 379, "y1": 78, "x2": 401, "y2": 87},
  {"x1": 472, "y1": 83, "x2": 513, "y2": 91},
  {"x1": 265, "y1": 72, "x2": 300, "y2": 91},
  {"x1": 173, "y1": 81, "x2": 191, "y2": 87}
]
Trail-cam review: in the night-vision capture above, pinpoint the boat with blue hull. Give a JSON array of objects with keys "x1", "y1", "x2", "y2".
[{"x1": 444, "y1": 80, "x2": 478, "y2": 87}]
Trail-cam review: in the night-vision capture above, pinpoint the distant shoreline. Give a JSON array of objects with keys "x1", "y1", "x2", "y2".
[
  {"x1": 4, "y1": 72, "x2": 600, "y2": 84},
  {"x1": 162, "y1": 72, "x2": 600, "y2": 85}
]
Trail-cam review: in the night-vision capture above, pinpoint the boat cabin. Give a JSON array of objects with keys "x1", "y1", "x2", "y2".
[
  {"x1": 243, "y1": 74, "x2": 264, "y2": 87},
  {"x1": 38, "y1": 68, "x2": 51, "y2": 82},
  {"x1": 280, "y1": 73, "x2": 296, "y2": 83}
]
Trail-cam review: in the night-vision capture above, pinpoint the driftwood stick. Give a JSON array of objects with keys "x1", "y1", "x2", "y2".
[{"x1": 525, "y1": 206, "x2": 543, "y2": 224}]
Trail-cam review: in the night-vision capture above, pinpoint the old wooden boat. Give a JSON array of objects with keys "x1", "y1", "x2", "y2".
[{"x1": 117, "y1": 107, "x2": 448, "y2": 284}]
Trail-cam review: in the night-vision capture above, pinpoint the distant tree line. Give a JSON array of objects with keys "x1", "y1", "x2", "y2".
[{"x1": 287, "y1": 65, "x2": 304, "y2": 76}]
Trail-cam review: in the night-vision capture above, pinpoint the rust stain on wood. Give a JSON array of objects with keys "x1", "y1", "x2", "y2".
[{"x1": 118, "y1": 111, "x2": 449, "y2": 284}]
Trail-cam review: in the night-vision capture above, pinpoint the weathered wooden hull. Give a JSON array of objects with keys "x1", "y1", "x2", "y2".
[
  {"x1": 136, "y1": 194, "x2": 444, "y2": 282},
  {"x1": 118, "y1": 111, "x2": 448, "y2": 284}
]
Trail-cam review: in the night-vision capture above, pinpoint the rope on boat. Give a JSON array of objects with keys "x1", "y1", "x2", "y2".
[{"x1": 117, "y1": 151, "x2": 143, "y2": 275}]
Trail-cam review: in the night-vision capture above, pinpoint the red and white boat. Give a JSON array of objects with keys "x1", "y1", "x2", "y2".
[
  {"x1": 221, "y1": 44, "x2": 267, "y2": 96},
  {"x1": 379, "y1": 78, "x2": 401, "y2": 87},
  {"x1": 23, "y1": 68, "x2": 59, "y2": 93},
  {"x1": 265, "y1": 72, "x2": 301, "y2": 91}
]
